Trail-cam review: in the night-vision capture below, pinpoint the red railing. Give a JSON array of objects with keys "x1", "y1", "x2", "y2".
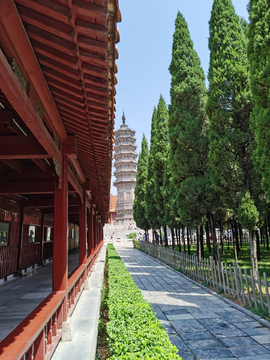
[
  {"x1": 0, "y1": 242, "x2": 103, "y2": 360},
  {"x1": 43, "y1": 241, "x2": 53, "y2": 262},
  {"x1": 0, "y1": 245, "x2": 18, "y2": 278},
  {"x1": 20, "y1": 243, "x2": 41, "y2": 270}
]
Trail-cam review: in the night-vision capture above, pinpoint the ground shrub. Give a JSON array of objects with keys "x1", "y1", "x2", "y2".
[{"x1": 106, "y1": 244, "x2": 181, "y2": 360}]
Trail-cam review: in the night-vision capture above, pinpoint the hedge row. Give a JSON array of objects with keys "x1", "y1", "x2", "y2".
[{"x1": 106, "y1": 244, "x2": 181, "y2": 360}]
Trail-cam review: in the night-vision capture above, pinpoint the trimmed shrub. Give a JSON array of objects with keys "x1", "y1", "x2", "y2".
[{"x1": 107, "y1": 244, "x2": 181, "y2": 360}]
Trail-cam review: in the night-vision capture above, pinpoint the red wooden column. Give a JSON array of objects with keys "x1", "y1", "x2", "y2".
[
  {"x1": 53, "y1": 155, "x2": 68, "y2": 320},
  {"x1": 87, "y1": 208, "x2": 93, "y2": 257},
  {"x1": 39, "y1": 211, "x2": 45, "y2": 265},
  {"x1": 79, "y1": 192, "x2": 87, "y2": 265},
  {"x1": 93, "y1": 213, "x2": 97, "y2": 252}
]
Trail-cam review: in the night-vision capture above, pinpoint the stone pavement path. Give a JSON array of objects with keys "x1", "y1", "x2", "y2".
[
  {"x1": 0, "y1": 250, "x2": 80, "y2": 342},
  {"x1": 114, "y1": 242, "x2": 270, "y2": 360}
]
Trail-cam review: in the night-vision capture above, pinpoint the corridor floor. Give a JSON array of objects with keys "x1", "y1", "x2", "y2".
[
  {"x1": 115, "y1": 242, "x2": 270, "y2": 360},
  {"x1": 0, "y1": 250, "x2": 80, "y2": 342}
]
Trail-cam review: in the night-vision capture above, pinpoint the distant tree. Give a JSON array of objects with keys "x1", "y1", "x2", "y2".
[
  {"x1": 152, "y1": 95, "x2": 169, "y2": 247},
  {"x1": 247, "y1": 0, "x2": 270, "y2": 199},
  {"x1": 168, "y1": 11, "x2": 208, "y2": 259},
  {"x1": 207, "y1": 0, "x2": 258, "y2": 272},
  {"x1": 145, "y1": 107, "x2": 160, "y2": 239},
  {"x1": 133, "y1": 134, "x2": 150, "y2": 233}
]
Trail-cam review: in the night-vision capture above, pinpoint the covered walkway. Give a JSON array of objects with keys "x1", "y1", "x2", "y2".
[
  {"x1": 0, "y1": 250, "x2": 80, "y2": 343},
  {"x1": 115, "y1": 242, "x2": 270, "y2": 360}
]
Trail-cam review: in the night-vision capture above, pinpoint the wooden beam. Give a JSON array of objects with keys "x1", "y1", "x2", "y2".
[
  {"x1": 0, "y1": 181, "x2": 78, "y2": 195},
  {"x1": 0, "y1": 50, "x2": 62, "y2": 163},
  {"x1": 0, "y1": 0, "x2": 67, "y2": 142},
  {"x1": 23, "y1": 197, "x2": 81, "y2": 208},
  {"x1": 0, "y1": 136, "x2": 48, "y2": 159},
  {"x1": 1, "y1": 159, "x2": 24, "y2": 172},
  {"x1": 62, "y1": 136, "x2": 77, "y2": 159}
]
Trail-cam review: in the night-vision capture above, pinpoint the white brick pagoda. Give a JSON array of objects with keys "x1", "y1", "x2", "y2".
[{"x1": 113, "y1": 113, "x2": 137, "y2": 224}]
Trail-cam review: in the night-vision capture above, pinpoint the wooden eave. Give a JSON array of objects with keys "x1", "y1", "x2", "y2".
[{"x1": 0, "y1": 0, "x2": 121, "y2": 221}]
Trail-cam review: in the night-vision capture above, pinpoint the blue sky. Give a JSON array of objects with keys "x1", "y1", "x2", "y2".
[{"x1": 111, "y1": 0, "x2": 249, "y2": 195}]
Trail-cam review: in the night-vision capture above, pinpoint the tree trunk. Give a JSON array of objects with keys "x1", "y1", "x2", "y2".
[
  {"x1": 219, "y1": 220, "x2": 224, "y2": 256},
  {"x1": 164, "y1": 226, "x2": 168, "y2": 248},
  {"x1": 265, "y1": 220, "x2": 269, "y2": 251},
  {"x1": 249, "y1": 230, "x2": 258, "y2": 281},
  {"x1": 171, "y1": 228, "x2": 175, "y2": 250},
  {"x1": 205, "y1": 218, "x2": 211, "y2": 252},
  {"x1": 187, "y1": 228, "x2": 191, "y2": 255},
  {"x1": 234, "y1": 220, "x2": 240, "y2": 254},
  {"x1": 182, "y1": 228, "x2": 186, "y2": 253},
  {"x1": 159, "y1": 229, "x2": 162, "y2": 247},
  {"x1": 197, "y1": 227, "x2": 200, "y2": 259},
  {"x1": 255, "y1": 230, "x2": 261, "y2": 261},
  {"x1": 238, "y1": 222, "x2": 243, "y2": 248},
  {"x1": 200, "y1": 225, "x2": 204, "y2": 259},
  {"x1": 260, "y1": 227, "x2": 264, "y2": 246},
  {"x1": 209, "y1": 212, "x2": 220, "y2": 263}
]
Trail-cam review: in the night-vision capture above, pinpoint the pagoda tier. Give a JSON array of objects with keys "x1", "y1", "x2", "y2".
[{"x1": 113, "y1": 113, "x2": 137, "y2": 223}]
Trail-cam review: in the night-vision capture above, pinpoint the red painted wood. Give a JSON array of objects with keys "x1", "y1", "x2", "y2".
[
  {"x1": 53, "y1": 155, "x2": 68, "y2": 295},
  {"x1": 0, "y1": 291, "x2": 65, "y2": 360},
  {"x1": 79, "y1": 192, "x2": 87, "y2": 265},
  {"x1": 0, "y1": 50, "x2": 62, "y2": 164},
  {"x1": 87, "y1": 209, "x2": 93, "y2": 256},
  {"x1": 0, "y1": 136, "x2": 48, "y2": 160},
  {"x1": 0, "y1": 1, "x2": 67, "y2": 142}
]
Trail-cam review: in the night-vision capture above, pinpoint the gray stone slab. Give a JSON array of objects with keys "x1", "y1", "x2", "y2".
[
  {"x1": 229, "y1": 345, "x2": 270, "y2": 358},
  {"x1": 243, "y1": 327, "x2": 270, "y2": 336},
  {"x1": 180, "y1": 331, "x2": 216, "y2": 341},
  {"x1": 251, "y1": 334, "x2": 270, "y2": 344},
  {"x1": 192, "y1": 346, "x2": 234, "y2": 359},
  {"x1": 169, "y1": 334, "x2": 188, "y2": 350},
  {"x1": 232, "y1": 321, "x2": 262, "y2": 329},
  {"x1": 159, "y1": 320, "x2": 177, "y2": 334},
  {"x1": 219, "y1": 335, "x2": 257, "y2": 347},
  {"x1": 185, "y1": 338, "x2": 222, "y2": 350},
  {"x1": 163, "y1": 308, "x2": 189, "y2": 315}
]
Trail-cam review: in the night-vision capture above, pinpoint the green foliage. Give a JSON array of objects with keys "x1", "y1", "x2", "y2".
[
  {"x1": 127, "y1": 232, "x2": 137, "y2": 240},
  {"x1": 238, "y1": 190, "x2": 259, "y2": 231},
  {"x1": 132, "y1": 239, "x2": 139, "y2": 249},
  {"x1": 106, "y1": 244, "x2": 181, "y2": 360},
  {"x1": 248, "y1": 1, "x2": 270, "y2": 199},
  {"x1": 251, "y1": 305, "x2": 269, "y2": 318},
  {"x1": 207, "y1": 0, "x2": 253, "y2": 213},
  {"x1": 145, "y1": 107, "x2": 160, "y2": 229},
  {"x1": 168, "y1": 12, "x2": 208, "y2": 229},
  {"x1": 133, "y1": 135, "x2": 149, "y2": 231},
  {"x1": 152, "y1": 95, "x2": 169, "y2": 228}
]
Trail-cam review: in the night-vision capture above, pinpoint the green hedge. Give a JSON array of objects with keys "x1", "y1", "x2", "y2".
[{"x1": 107, "y1": 244, "x2": 181, "y2": 360}]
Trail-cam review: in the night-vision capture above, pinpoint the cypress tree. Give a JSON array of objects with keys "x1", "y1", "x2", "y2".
[
  {"x1": 152, "y1": 95, "x2": 169, "y2": 247},
  {"x1": 168, "y1": 12, "x2": 208, "y2": 259},
  {"x1": 207, "y1": 0, "x2": 258, "y2": 272},
  {"x1": 133, "y1": 134, "x2": 149, "y2": 232},
  {"x1": 145, "y1": 107, "x2": 160, "y2": 238},
  {"x1": 247, "y1": 1, "x2": 270, "y2": 198}
]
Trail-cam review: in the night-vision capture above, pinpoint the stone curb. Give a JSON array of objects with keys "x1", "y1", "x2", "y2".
[{"x1": 137, "y1": 249, "x2": 270, "y2": 329}]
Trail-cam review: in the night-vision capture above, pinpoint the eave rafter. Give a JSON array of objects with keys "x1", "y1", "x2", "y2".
[{"x1": 0, "y1": 0, "x2": 121, "y2": 220}]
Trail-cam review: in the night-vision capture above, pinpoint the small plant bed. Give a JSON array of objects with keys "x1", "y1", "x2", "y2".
[
  {"x1": 96, "y1": 250, "x2": 110, "y2": 360},
  {"x1": 107, "y1": 244, "x2": 181, "y2": 359}
]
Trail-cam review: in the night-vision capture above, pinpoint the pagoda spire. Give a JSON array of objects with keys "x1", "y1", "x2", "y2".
[{"x1": 122, "y1": 111, "x2": 126, "y2": 125}]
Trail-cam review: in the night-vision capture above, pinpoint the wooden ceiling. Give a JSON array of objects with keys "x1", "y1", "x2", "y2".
[{"x1": 0, "y1": 0, "x2": 121, "y2": 221}]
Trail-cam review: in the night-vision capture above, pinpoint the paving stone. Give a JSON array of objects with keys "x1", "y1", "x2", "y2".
[
  {"x1": 219, "y1": 335, "x2": 257, "y2": 347},
  {"x1": 160, "y1": 320, "x2": 177, "y2": 334},
  {"x1": 185, "y1": 338, "x2": 222, "y2": 350},
  {"x1": 180, "y1": 331, "x2": 216, "y2": 341},
  {"x1": 243, "y1": 327, "x2": 270, "y2": 336},
  {"x1": 232, "y1": 321, "x2": 262, "y2": 329},
  {"x1": 166, "y1": 314, "x2": 194, "y2": 321},
  {"x1": 163, "y1": 309, "x2": 189, "y2": 315},
  {"x1": 192, "y1": 346, "x2": 234, "y2": 359},
  {"x1": 169, "y1": 334, "x2": 188, "y2": 350},
  {"x1": 229, "y1": 345, "x2": 270, "y2": 358},
  {"x1": 251, "y1": 334, "x2": 270, "y2": 344}
]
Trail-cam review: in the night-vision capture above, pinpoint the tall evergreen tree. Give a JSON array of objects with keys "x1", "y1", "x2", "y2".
[
  {"x1": 207, "y1": 0, "x2": 258, "y2": 272},
  {"x1": 152, "y1": 95, "x2": 169, "y2": 247},
  {"x1": 145, "y1": 107, "x2": 160, "y2": 238},
  {"x1": 247, "y1": 0, "x2": 270, "y2": 199},
  {"x1": 133, "y1": 134, "x2": 149, "y2": 232},
  {"x1": 168, "y1": 12, "x2": 209, "y2": 259}
]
